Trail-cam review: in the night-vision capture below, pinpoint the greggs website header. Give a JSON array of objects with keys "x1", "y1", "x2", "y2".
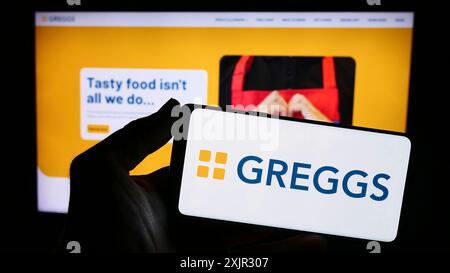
[{"x1": 35, "y1": 12, "x2": 414, "y2": 28}]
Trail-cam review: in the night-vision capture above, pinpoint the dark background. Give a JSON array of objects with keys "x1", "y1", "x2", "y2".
[
  {"x1": 1, "y1": 0, "x2": 447, "y2": 253},
  {"x1": 220, "y1": 56, "x2": 355, "y2": 125}
]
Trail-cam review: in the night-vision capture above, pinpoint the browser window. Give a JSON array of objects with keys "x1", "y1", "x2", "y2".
[{"x1": 35, "y1": 12, "x2": 414, "y2": 213}]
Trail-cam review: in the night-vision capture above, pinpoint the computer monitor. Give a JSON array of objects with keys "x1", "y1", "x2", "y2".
[{"x1": 35, "y1": 11, "x2": 414, "y2": 213}]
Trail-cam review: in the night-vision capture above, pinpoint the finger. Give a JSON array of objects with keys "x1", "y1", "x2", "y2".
[
  {"x1": 288, "y1": 94, "x2": 306, "y2": 107},
  {"x1": 300, "y1": 100, "x2": 331, "y2": 122},
  {"x1": 288, "y1": 94, "x2": 305, "y2": 116},
  {"x1": 277, "y1": 104, "x2": 288, "y2": 116},
  {"x1": 132, "y1": 166, "x2": 171, "y2": 192},
  {"x1": 132, "y1": 166, "x2": 180, "y2": 213},
  {"x1": 267, "y1": 104, "x2": 288, "y2": 116},
  {"x1": 131, "y1": 166, "x2": 180, "y2": 208},
  {"x1": 101, "y1": 98, "x2": 180, "y2": 171}
]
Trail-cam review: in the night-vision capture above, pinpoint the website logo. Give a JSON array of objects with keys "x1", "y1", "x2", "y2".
[
  {"x1": 196, "y1": 150, "x2": 228, "y2": 180},
  {"x1": 197, "y1": 148, "x2": 391, "y2": 201}
]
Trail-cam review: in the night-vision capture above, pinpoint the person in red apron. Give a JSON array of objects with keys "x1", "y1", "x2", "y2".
[{"x1": 231, "y1": 56, "x2": 340, "y2": 123}]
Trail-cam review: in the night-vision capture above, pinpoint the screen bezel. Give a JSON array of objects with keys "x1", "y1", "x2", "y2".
[
  {"x1": 30, "y1": 4, "x2": 421, "y2": 252},
  {"x1": 32, "y1": 8, "x2": 417, "y2": 213},
  {"x1": 32, "y1": 9, "x2": 417, "y2": 214}
]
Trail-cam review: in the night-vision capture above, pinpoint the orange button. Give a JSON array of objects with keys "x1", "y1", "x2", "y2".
[{"x1": 87, "y1": 124, "x2": 109, "y2": 134}]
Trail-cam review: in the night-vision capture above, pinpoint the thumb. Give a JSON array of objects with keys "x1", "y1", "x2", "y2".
[{"x1": 101, "y1": 98, "x2": 180, "y2": 171}]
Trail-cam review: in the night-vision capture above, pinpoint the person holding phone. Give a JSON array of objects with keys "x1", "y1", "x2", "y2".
[{"x1": 61, "y1": 98, "x2": 326, "y2": 253}]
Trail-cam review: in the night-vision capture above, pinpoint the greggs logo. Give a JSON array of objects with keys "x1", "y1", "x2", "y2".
[
  {"x1": 196, "y1": 150, "x2": 228, "y2": 180},
  {"x1": 197, "y1": 149, "x2": 391, "y2": 201}
]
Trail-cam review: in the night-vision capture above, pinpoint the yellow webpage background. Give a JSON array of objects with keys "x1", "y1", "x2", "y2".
[{"x1": 35, "y1": 27, "x2": 413, "y2": 178}]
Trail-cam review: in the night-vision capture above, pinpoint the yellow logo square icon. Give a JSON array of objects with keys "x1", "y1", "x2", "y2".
[
  {"x1": 197, "y1": 165, "x2": 209, "y2": 178},
  {"x1": 215, "y1": 152, "x2": 228, "y2": 164},
  {"x1": 213, "y1": 168, "x2": 225, "y2": 180},
  {"x1": 196, "y1": 150, "x2": 228, "y2": 180},
  {"x1": 199, "y1": 149, "x2": 211, "y2": 162}
]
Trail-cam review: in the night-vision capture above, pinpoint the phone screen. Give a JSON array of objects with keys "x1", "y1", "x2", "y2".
[{"x1": 173, "y1": 105, "x2": 410, "y2": 242}]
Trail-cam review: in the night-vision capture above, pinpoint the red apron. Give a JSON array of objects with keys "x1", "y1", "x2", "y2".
[{"x1": 231, "y1": 56, "x2": 340, "y2": 122}]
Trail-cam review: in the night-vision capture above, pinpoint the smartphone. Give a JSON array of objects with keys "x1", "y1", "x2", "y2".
[{"x1": 170, "y1": 104, "x2": 411, "y2": 242}]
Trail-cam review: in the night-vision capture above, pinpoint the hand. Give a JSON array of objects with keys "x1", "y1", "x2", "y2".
[
  {"x1": 288, "y1": 94, "x2": 331, "y2": 122},
  {"x1": 256, "y1": 90, "x2": 288, "y2": 116},
  {"x1": 62, "y1": 98, "x2": 326, "y2": 253},
  {"x1": 62, "y1": 98, "x2": 181, "y2": 253}
]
